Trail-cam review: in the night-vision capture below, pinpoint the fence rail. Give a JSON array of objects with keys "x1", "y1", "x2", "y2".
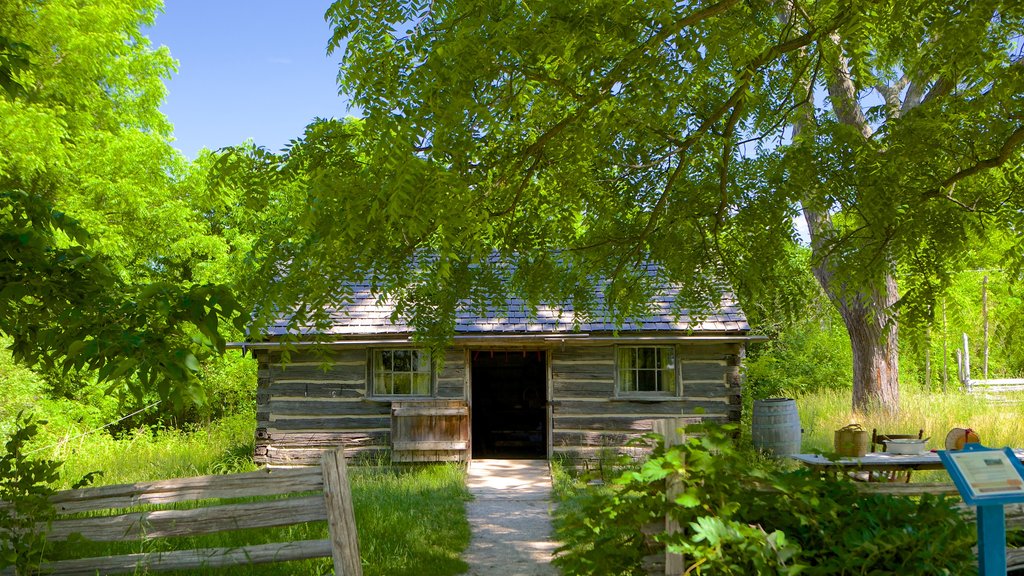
[{"x1": 1, "y1": 446, "x2": 361, "y2": 576}]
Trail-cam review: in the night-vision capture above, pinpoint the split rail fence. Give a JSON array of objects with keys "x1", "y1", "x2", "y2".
[
  {"x1": 0, "y1": 446, "x2": 361, "y2": 576},
  {"x1": 957, "y1": 333, "x2": 1024, "y2": 403}
]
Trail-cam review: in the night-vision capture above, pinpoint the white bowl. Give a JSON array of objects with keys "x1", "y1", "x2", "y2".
[{"x1": 884, "y1": 439, "x2": 927, "y2": 455}]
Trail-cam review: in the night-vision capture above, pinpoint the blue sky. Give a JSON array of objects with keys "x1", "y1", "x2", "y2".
[{"x1": 146, "y1": 1, "x2": 353, "y2": 159}]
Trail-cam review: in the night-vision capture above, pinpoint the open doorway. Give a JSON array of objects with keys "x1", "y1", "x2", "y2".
[{"x1": 471, "y1": 350, "x2": 547, "y2": 458}]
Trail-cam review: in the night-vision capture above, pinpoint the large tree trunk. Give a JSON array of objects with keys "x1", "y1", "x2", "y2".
[
  {"x1": 789, "y1": 22, "x2": 900, "y2": 414},
  {"x1": 803, "y1": 208, "x2": 899, "y2": 413},
  {"x1": 834, "y1": 276, "x2": 900, "y2": 412}
]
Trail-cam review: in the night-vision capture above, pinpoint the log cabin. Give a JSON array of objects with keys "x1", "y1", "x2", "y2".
[{"x1": 242, "y1": 274, "x2": 759, "y2": 466}]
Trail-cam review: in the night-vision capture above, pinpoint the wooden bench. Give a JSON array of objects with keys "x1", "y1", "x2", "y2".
[{"x1": 1, "y1": 446, "x2": 361, "y2": 576}]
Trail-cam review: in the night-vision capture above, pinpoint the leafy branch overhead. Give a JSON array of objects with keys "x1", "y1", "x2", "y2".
[
  {"x1": 0, "y1": 190, "x2": 246, "y2": 408},
  {"x1": 305, "y1": 0, "x2": 1024, "y2": 410}
]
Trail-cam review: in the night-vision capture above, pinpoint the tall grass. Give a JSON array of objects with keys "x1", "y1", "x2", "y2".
[
  {"x1": 44, "y1": 413, "x2": 258, "y2": 488},
  {"x1": 797, "y1": 388, "x2": 1024, "y2": 452},
  {"x1": 20, "y1": 416, "x2": 471, "y2": 576}
]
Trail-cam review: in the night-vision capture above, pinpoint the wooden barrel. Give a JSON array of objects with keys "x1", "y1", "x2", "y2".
[{"x1": 751, "y1": 398, "x2": 801, "y2": 456}]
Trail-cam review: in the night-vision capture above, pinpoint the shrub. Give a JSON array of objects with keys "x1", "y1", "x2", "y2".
[
  {"x1": 0, "y1": 414, "x2": 97, "y2": 575},
  {"x1": 553, "y1": 423, "x2": 974, "y2": 575}
]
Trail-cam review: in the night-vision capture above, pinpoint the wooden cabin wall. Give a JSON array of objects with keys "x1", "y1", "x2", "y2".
[
  {"x1": 254, "y1": 349, "x2": 468, "y2": 465},
  {"x1": 550, "y1": 343, "x2": 742, "y2": 466}
]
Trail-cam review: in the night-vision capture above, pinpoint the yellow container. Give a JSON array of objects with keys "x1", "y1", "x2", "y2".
[{"x1": 834, "y1": 424, "x2": 869, "y2": 457}]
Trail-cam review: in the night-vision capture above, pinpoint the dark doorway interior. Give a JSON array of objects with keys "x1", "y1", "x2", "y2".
[{"x1": 471, "y1": 350, "x2": 547, "y2": 458}]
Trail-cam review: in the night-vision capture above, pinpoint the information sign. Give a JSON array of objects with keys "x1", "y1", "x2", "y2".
[{"x1": 939, "y1": 443, "x2": 1024, "y2": 576}]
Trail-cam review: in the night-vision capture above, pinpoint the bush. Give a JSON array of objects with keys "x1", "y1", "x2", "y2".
[
  {"x1": 0, "y1": 414, "x2": 98, "y2": 575},
  {"x1": 553, "y1": 424, "x2": 974, "y2": 575}
]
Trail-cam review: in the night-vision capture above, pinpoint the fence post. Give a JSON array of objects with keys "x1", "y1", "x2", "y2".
[
  {"x1": 321, "y1": 446, "x2": 363, "y2": 576},
  {"x1": 653, "y1": 417, "x2": 690, "y2": 576}
]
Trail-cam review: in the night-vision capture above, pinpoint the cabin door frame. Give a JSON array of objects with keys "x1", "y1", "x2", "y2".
[{"x1": 466, "y1": 348, "x2": 551, "y2": 459}]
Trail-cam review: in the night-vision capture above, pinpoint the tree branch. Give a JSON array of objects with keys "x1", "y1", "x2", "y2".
[
  {"x1": 922, "y1": 125, "x2": 1024, "y2": 203},
  {"x1": 824, "y1": 32, "x2": 872, "y2": 138}
]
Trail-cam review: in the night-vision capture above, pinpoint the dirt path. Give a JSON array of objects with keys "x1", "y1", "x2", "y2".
[{"x1": 462, "y1": 459, "x2": 559, "y2": 575}]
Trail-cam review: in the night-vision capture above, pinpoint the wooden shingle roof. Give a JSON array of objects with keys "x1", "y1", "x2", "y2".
[{"x1": 265, "y1": 275, "x2": 749, "y2": 337}]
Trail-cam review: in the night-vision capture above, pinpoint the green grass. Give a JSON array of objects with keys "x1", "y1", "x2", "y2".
[
  {"x1": 30, "y1": 417, "x2": 471, "y2": 576},
  {"x1": 795, "y1": 387, "x2": 1024, "y2": 481},
  {"x1": 796, "y1": 388, "x2": 1024, "y2": 452}
]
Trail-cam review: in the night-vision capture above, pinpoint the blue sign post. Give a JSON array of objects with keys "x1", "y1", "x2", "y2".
[{"x1": 939, "y1": 443, "x2": 1024, "y2": 575}]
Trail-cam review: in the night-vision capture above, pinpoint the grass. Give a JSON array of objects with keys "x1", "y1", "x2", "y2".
[
  {"x1": 796, "y1": 387, "x2": 1024, "y2": 452},
  {"x1": 795, "y1": 387, "x2": 1024, "y2": 481},
  {"x1": 26, "y1": 416, "x2": 472, "y2": 576}
]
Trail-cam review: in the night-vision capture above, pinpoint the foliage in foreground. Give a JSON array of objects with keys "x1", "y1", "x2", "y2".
[
  {"x1": 553, "y1": 424, "x2": 973, "y2": 575},
  {"x1": 0, "y1": 414, "x2": 97, "y2": 575}
]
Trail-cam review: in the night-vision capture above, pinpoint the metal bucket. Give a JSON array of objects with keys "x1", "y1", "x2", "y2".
[{"x1": 751, "y1": 398, "x2": 802, "y2": 456}]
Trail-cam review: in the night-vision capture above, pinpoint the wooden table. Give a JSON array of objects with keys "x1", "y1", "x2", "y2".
[{"x1": 790, "y1": 449, "x2": 1024, "y2": 473}]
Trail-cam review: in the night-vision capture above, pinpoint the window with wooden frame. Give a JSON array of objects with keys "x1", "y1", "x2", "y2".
[
  {"x1": 616, "y1": 346, "x2": 677, "y2": 396},
  {"x1": 372, "y1": 349, "x2": 432, "y2": 396}
]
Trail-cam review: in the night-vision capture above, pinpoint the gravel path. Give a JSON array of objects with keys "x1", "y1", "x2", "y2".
[{"x1": 463, "y1": 459, "x2": 559, "y2": 575}]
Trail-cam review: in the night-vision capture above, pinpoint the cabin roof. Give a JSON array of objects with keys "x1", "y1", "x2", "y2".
[{"x1": 265, "y1": 269, "x2": 750, "y2": 337}]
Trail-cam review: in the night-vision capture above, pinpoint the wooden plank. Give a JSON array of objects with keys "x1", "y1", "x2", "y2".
[
  {"x1": 321, "y1": 447, "x2": 363, "y2": 576},
  {"x1": 436, "y1": 387, "x2": 465, "y2": 399},
  {"x1": 971, "y1": 384, "x2": 1024, "y2": 393},
  {"x1": 256, "y1": 430, "x2": 389, "y2": 447},
  {"x1": 653, "y1": 416, "x2": 689, "y2": 576},
  {"x1": 1009, "y1": 547, "x2": 1024, "y2": 570},
  {"x1": 550, "y1": 367, "x2": 615, "y2": 381},
  {"x1": 278, "y1": 349, "x2": 366, "y2": 364},
  {"x1": 33, "y1": 540, "x2": 334, "y2": 576},
  {"x1": 554, "y1": 414, "x2": 728, "y2": 432},
  {"x1": 49, "y1": 468, "x2": 323, "y2": 515},
  {"x1": 680, "y1": 344, "x2": 739, "y2": 358},
  {"x1": 551, "y1": 347, "x2": 613, "y2": 362},
  {"x1": 267, "y1": 400, "x2": 391, "y2": 417},
  {"x1": 391, "y1": 451, "x2": 466, "y2": 463},
  {"x1": 552, "y1": 379, "x2": 614, "y2": 398},
  {"x1": 680, "y1": 363, "x2": 726, "y2": 382},
  {"x1": 265, "y1": 447, "x2": 389, "y2": 466},
  {"x1": 854, "y1": 482, "x2": 960, "y2": 496},
  {"x1": 552, "y1": 431, "x2": 650, "y2": 447},
  {"x1": 392, "y1": 407, "x2": 468, "y2": 417},
  {"x1": 266, "y1": 417, "x2": 391, "y2": 430},
  {"x1": 553, "y1": 400, "x2": 692, "y2": 416},
  {"x1": 682, "y1": 382, "x2": 735, "y2": 397},
  {"x1": 268, "y1": 364, "x2": 366, "y2": 383},
  {"x1": 48, "y1": 495, "x2": 327, "y2": 542},
  {"x1": 260, "y1": 382, "x2": 367, "y2": 399},
  {"x1": 392, "y1": 441, "x2": 468, "y2": 451},
  {"x1": 266, "y1": 445, "x2": 385, "y2": 462},
  {"x1": 552, "y1": 446, "x2": 652, "y2": 461},
  {"x1": 970, "y1": 378, "x2": 1024, "y2": 387}
]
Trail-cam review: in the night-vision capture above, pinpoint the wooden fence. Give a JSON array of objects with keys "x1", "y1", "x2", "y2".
[
  {"x1": 957, "y1": 333, "x2": 1024, "y2": 403},
  {"x1": 0, "y1": 446, "x2": 361, "y2": 576}
]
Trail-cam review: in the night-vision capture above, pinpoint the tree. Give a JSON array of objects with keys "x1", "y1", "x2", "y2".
[
  {"x1": 0, "y1": 0, "x2": 245, "y2": 408},
  {"x1": 222, "y1": 1, "x2": 1024, "y2": 412}
]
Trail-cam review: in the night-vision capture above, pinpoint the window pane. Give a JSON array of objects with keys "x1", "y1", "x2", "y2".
[
  {"x1": 374, "y1": 373, "x2": 390, "y2": 395},
  {"x1": 412, "y1": 373, "x2": 430, "y2": 395},
  {"x1": 392, "y1": 350, "x2": 411, "y2": 372},
  {"x1": 619, "y1": 369, "x2": 634, "y2": 392},
  {"x1": 661, "y1": 368, "x2": 676, "y2": 394},
  {"x1": 394, "y1": 373, "x2": 412, "y2": 395},
  {"x1": 378, "y1": 350, "x2": 392, "y2": 371},
  {"x1": 637, "y1": 348, "x2": 656, "y2": 369},
  {"x1": 637, "y1": 370, "x2": 657, "y2": 392},
  {"x1": 661, "y1": 349, "x2": 675, "y2": 371}
]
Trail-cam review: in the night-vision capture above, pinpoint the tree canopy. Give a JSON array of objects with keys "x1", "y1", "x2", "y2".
[
  {"x1": 0, "y1": 0, "x2": 245, "y2": 408},
  {"x1": 229, "y1": 0, "x2": 1024, "y2": 411}
]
